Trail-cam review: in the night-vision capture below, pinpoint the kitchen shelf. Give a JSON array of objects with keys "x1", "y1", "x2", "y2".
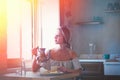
[
  {"x1": 74, "y1": 21, "x2": 103, "y2": 25},
  {"x1": 104, "y1": 10, "x2": 120, "y2": 13}
]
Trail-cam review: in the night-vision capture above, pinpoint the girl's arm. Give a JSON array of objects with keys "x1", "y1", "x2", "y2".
[
  {"x1": 32, "y1": 50, "x2": 51, "y2": 72},
  {"x1": 32, "y1": 55, "x2": 41, "y2": 72}
]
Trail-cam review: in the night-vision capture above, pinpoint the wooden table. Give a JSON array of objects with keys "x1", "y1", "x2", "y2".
[{"x1": 0, "y1": 71, "x2": 80, "y2": 80}]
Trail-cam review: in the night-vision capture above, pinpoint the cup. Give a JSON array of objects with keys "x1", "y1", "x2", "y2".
[
  {"x1": 51, "y1": 66, "x2": 58, "y2": 72},
  {"x1": 103, "y1": 54, "x2": 110, "y2": 59},
  {"x1": 39, "y1": 48, "x2": 47, "y2": 62},
  {"x1": 40, "y1": 48, "x2": 45, "y2": 53},
  {"x1": 39, "y1": 48, "x2": 46, "y2": 56}
]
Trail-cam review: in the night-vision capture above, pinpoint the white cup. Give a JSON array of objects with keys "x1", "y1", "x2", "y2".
[{"x1": 51, "y1": 66, "x2": 58, "y2": 72}]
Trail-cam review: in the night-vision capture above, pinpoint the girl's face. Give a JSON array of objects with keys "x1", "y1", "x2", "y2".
[{"x1": 54, "y1": 29, "x2": 65, "y2": 44}]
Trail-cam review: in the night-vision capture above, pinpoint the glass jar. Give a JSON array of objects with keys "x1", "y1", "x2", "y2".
[
  {"x1": 114, "y1": 2, "x2": 120, "y2": 10},
  {"x1": 107, "y1": 3, "x2": 114, "y2": 10}
]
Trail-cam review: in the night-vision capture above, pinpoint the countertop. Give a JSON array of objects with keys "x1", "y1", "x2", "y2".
[
  {"x1": 79, "y1": 59, "x2": 120, "y2": 76},
  {"x1": 79, "y1": 59, "x2": 106, "y2": 62},
  {"x1": 104, "y1": 62, "x2": 120, "y2": 64},
  {"x1": 79, "y1": 59, "x2": 120, "y2": 64}
]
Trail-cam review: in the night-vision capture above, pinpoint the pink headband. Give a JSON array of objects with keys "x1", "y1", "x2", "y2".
[{"x1": 59, "y1": 26, "x2": 71, "y2": 48}]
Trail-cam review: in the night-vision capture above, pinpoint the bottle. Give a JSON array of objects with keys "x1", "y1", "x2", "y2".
[
  {"x1": 107, "y1": 3, "x2": 114, "y2": 10},
  {"x1": 114, "y1": 2, "x2": 120, "y2": 10},
  {"x1": 21, "y1": 58, "x2": 26, "y2": 75}
]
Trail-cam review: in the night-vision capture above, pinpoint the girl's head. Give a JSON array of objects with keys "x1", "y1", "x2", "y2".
[{"x1": 55, "y1": 26, "x2": 71, "y2": 48}]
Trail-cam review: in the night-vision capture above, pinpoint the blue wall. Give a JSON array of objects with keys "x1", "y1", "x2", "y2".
[{"x1": 70, "y1": 0, "x2": 120, "y2": 57}]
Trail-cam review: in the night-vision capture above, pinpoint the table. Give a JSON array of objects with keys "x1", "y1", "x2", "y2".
[{"x1": 0, "y1": 71, "x2": 80, "y2": 80}]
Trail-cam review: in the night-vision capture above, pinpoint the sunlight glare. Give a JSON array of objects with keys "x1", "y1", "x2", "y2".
[{"x1": 0, "y1": 0, "x2": 6, "y2": 32}]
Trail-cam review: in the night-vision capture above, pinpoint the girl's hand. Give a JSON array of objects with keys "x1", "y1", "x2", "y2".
[
  {"x1": 40, "y1": 55, "x2": 47, "y2": 61},
  {"x1": 58, "y1": 66, "x2": 69, "y2": 73}
]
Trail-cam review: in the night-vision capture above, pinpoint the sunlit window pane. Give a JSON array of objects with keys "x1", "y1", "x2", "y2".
[
  {"x1": 7, "y1": 0, "x2": 32, "y2": 60},
  {"x1": 38, "y1": 0, "x2": 60, "y2": 50}
]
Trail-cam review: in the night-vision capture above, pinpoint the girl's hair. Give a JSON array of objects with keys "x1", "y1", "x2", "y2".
[{"x1": 59, "y1": 26, "x2": 71, "y2": 48}]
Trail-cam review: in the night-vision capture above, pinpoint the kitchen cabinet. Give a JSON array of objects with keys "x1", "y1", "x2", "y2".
[
  {"x1": 104, "y1": 62, "x2": 120, "y2": 80},
  {"x1": 105, "y1": 1, "x2": 120, "y2": 13},
  {"x1": 104, "y1": 62, "x2": 120, "y2": 75},
  {"x1": 79, "y1": 59, "x2": 104, "y2": 80},
  {"x1": 104, "y1": 75, "x2": 120, "y2": 80}
]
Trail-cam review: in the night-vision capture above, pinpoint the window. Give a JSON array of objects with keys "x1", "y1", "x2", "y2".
[
  {"x1": 7, "y1": 0, "x2": 32, "y2": 60},
  {"x1": 37, "y1": 0, "x2": 60, "y2": 50},
  {"x1": 7, "y1": 0, "x2": 59, "y2": 60}
]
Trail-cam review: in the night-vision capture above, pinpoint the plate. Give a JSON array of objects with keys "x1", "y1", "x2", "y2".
[{"x1": 40, "y1": 72, "x2": 64, "y2": 76}]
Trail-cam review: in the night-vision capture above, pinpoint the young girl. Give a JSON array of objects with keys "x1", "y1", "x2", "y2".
[{"x1": 32, "y1": 26, "x2": 82, "y2": 79}]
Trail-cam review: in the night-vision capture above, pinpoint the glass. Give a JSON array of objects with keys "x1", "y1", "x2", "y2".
[
  {"x1": 114, "y1": 2, "x2": 120, "y2": 10},
  {"x1": 21, "y1": 58, "x2": 26, "y2": 75},
  {"x1": 107, "y1": 3, "x2": 114, "y2": 10},
  {"x1": 88, "y1": 43, "x2": 96, "y2": 59},
  {"x1": 16, "y1": 69, "x2": 21, "y2": 75},
  {"x1": 51, "y1": 66, "x2": 59, "y2": 72}
]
